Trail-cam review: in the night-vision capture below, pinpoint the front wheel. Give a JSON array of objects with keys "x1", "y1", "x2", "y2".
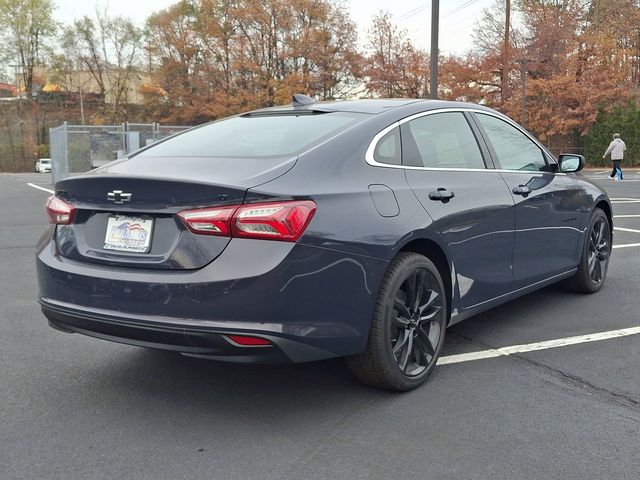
[
  {"x1": 346, "y1": 252, "x2": 448, "y2": 391},
  {"x1": 564, "y1": 208, "x2": 611, "y2": 293}
]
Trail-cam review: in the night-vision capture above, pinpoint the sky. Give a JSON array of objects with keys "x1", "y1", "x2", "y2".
[{"x1": 51, "y1": 0, "x2": 495, "y2": 55}]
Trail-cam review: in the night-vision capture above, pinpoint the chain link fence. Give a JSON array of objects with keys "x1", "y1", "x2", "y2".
[{"x1": 49, "y1": 122, "x2": 192, "y2": 184}]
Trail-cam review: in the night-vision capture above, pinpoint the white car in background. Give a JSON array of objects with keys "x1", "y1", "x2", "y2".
[{"x1": 36, "y1": 158, "x2": 51, "y2": 173}]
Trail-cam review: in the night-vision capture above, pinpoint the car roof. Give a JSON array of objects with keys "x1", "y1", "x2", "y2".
[{"x1": 245, "y1": 98, "x2": 492, "y2": 116}]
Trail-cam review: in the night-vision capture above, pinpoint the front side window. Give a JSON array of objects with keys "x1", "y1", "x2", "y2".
[
  {"x1": 400, "y1": 112, "x2": 486, "y2": 169},
  {"x1": 475, "y1": 113, "x2": 548, "y2": 172}
]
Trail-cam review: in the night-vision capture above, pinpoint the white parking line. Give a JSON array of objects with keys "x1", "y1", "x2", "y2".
[
  {"x1": 615, "y1": 215, "x2": 640, "y2": 218},
  {"x1": 611, "y1": 198, "x2": 640, "y2": 204},
  {"x1": 614, "y1": 227, "x2": 640, "y2": 234},
  {"x1": 613, "y1": 243, "x2": 640, "y2": 249},
  {"x1": 26, "y1": 183, "x2": 54, "y2": 194},
  {"x1": 586, "y1": 178, "x2": 640, "y2": 182},
  {"x1": 438, "y1": 326, "x2": 640, "y2": 365}
]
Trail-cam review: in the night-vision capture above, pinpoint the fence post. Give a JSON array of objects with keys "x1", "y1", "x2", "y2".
[
  {"x1": 50, "y1": 122, "x2": 69, "y2": 186},
  {"x1": 121, "y1": 123, "x2": 127, "y2": 152}
]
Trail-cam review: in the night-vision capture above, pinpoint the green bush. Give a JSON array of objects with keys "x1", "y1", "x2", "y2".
[
  {"x1": 585, "y1": 104, "x2": 640, "y2": 167},
  {"x1": 36, "y1": 144, "x2": 50, "y2": 158}
]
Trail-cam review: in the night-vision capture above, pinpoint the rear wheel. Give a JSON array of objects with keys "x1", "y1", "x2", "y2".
[
  {"x1": 564, "y1": 208, "x2": 611, "y2": 293},
  {"x1": 347, "y1": 252, "x2": 447, "y2": 391}
]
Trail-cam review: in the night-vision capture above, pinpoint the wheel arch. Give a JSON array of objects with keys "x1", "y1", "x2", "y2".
[
  {"x1": 397, "y1": 237, "x2": 456, "y2": 324},
  {"x1": 595, "y1": 198, "x2": 613, "y2": 232}
]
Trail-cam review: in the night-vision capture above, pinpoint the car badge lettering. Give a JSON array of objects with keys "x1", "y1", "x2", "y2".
[{"x1": 107, "y1": 190, "x2": 132, "y2": 204}]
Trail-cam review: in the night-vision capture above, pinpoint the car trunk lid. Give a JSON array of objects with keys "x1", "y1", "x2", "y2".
[{"x1": 53, "y1": 155, "x2": 295, "y2": 270}]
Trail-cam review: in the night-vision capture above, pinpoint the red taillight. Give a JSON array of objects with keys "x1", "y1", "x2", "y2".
[
  {"x1": 177, "y1": 200, "x2": 316, "y2": 242},
  {"x1": 45, "y1": 195, "x2": 75, "y2": 225},
  {"x1": 232, "y1": 201, "x2": 316, "y2": 241},
  {"x1": 225, "y1": 335, "x2": 272, "y2": 346},
  {"x1": 176, "y1": 206, "x2": 236, "y2": 236}
]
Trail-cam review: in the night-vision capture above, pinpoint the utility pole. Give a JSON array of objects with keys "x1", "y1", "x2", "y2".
[
  {"x1": 430, "y1": 0, "x2": 439, "y2": 99},
  {"x1": 501, "y1": 0, "x2": 511, "y2": 105},
  {"x1": 517, "y1": 59, "x2": 528, "y2": 127}
]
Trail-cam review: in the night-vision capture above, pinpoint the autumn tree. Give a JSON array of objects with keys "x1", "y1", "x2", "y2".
[
  {"x1": 466, "y1": 0, "x2": 527, "y2": 107},
  {"x1": 233, "y1": 0, "x2": 360, "y2": 104},
  {"x1": 144, "y1": 0, "x2": 361, "y2": 124},
  {"x1": 0, "y1": 0, "x2": 56, "y2": 94},
  {"x1": 363, "y1": 12, "x2": 430, "y2": 98},
  {"x1": 145, "y1": 1, "x2": 206, "y2": 123},
  {"x1": 61, "y1": 9, "x2": 143, "y2": 117},
  {"x1": 582, "y1": 0, "x2": 640, "y2": 85},
  {"x1": 506, "y1": 0, "x2": 638, "y2": 146},
  {"x1": 439, "y1": 53, "x2": 502, "y2": 104},
  {"x1": 518, "y1": 0, "x2": 585, "y2": 79}
]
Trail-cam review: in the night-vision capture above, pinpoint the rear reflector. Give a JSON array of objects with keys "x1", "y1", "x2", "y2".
[
  {"x1": 45, "y1": 195, "x2": 75, "y2": 225},
  {"x1": 225, "y1": 335, "x2": 272, "y2": 346},
  {"x1": 177, "y1": 200, "x2": 316, "y2": 242}
]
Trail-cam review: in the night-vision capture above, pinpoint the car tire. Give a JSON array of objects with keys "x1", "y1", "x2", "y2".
[
  {"x1": 346, "y1": 252, "x2": 448, "y2": 391},
  {"x1": 563, "y1": 208, "x2": 611, "y2": 293}
]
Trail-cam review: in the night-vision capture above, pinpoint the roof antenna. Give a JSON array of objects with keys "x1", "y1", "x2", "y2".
[{"x1": 292, "y1": 94, "x2": 316, "y2": 107}]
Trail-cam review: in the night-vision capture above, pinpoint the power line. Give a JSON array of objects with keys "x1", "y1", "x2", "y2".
[
  {"x1": 444, "y1": 0, "x2": 483, "y2": 18},
  {"x1": 397, "y1": 3, "x2": 430, "y2": 22},
  {"x1": 446, "y1": 17, "x2": 479, "y2": 38}
]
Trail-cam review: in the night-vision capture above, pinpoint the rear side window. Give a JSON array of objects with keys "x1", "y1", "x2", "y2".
[
  {"x1": 136, "y1": 112, "x2": 366, "y2": 158},
  {"x1": 401, "y1": 112, "x2": 486, "y2": 169},
  {"x1": 373, "y1": 127, "x2": 401, "y2": 165},
  {"x1": 475, "y1": 113, "x2": 548, "y2": 171}
]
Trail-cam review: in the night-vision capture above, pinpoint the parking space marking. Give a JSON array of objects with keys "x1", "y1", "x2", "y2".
[
  {"x1": 26, "y1": 183, "x2": 54, "y2": 194},
  {"x1": 613, "y1": 243, "x2": 640, "y2": 249},
  {"x1": 615, "y1": 215, "x2": 640, "y2": 218},
  {"x1": 438, "y1": 326, "x2": 640, "y2": 365},
  {"x1": 586, "y1": 178, "x2": 640, "y2": 181},
  {"x1": 611, "y1": 197, "x2": 640, "y2": 204},
  {"x1": 614, "y1": 227, "x2": 640, "y2": 234}
]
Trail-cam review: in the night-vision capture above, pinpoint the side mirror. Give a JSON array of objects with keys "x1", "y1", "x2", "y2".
[{"x1": 558, "y1": 154, "x2": 585, "y2": 173}]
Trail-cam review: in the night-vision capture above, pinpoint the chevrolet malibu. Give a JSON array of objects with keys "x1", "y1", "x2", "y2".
[{"x1": 37, "y1": 97, "x2": 612, "y2": 391}]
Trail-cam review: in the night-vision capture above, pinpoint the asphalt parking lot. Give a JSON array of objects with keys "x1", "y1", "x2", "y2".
[{"x1": 2, "y1": 171, "x2": 639, "y2": 480}]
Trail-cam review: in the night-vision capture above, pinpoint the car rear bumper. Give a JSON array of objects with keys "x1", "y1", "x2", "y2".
[
  {"x1": 40, "y1": 298, "x2": 334, "y2": 363},
  {"x1": 36, "y1": 231, "x2": 389, "y2": 363}
]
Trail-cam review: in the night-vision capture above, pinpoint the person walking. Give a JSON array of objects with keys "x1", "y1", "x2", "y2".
[{"x1": 603, "y1": 133, "x2": 626, "y2": 180}]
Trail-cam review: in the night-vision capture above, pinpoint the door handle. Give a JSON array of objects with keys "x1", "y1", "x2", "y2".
[
  {"x1": 429, "y1": 188, "x2": 455, "y2": 203},
  {"x1": 512, "y1": 185, "x2": 531, "y2": 196}
]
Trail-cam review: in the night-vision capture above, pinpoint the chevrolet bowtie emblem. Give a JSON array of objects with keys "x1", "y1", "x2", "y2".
[{"x1": 107, "y1": 190, "x2": 132, "y2": 204}]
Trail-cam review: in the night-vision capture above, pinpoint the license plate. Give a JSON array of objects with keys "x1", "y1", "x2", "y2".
[{"x1": 103, "y1": 215, "x2": 154, "y2": 253}]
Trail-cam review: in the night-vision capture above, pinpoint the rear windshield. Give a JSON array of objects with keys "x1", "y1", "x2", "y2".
[{"x1": 136, "y1": 112, "x2": 366, "y2": 158}]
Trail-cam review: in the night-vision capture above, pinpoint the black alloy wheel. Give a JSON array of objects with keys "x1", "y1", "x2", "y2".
[
  {"x1": 564, "y1": 208, "x2": 611, "y2": 293},
  {"x1": 347, "y1": 252, "x2": 447, "y2": 391},
  {"x1": 391, "y1": 269, "x2": 443, "y2": 377},
  {"x1": 587, "y1": 216, "x2": 610, "y2": 285}
]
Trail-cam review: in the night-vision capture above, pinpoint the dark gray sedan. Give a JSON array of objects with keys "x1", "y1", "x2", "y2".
[{"x1": 37, "y1": 97, "x2": 612, "y2": 391}]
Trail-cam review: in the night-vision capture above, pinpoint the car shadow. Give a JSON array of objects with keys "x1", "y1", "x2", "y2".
[
  {"x1": 79, "y1": 346, "x2": 401, "y2": 424},
  {"x1": 64, "y1": 284, "x2": 612, "y2": 420}
]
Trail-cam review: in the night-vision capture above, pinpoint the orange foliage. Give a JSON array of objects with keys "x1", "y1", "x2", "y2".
[{"x1": 144, "y1": 0, "x2": 360, "y2": 124}]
